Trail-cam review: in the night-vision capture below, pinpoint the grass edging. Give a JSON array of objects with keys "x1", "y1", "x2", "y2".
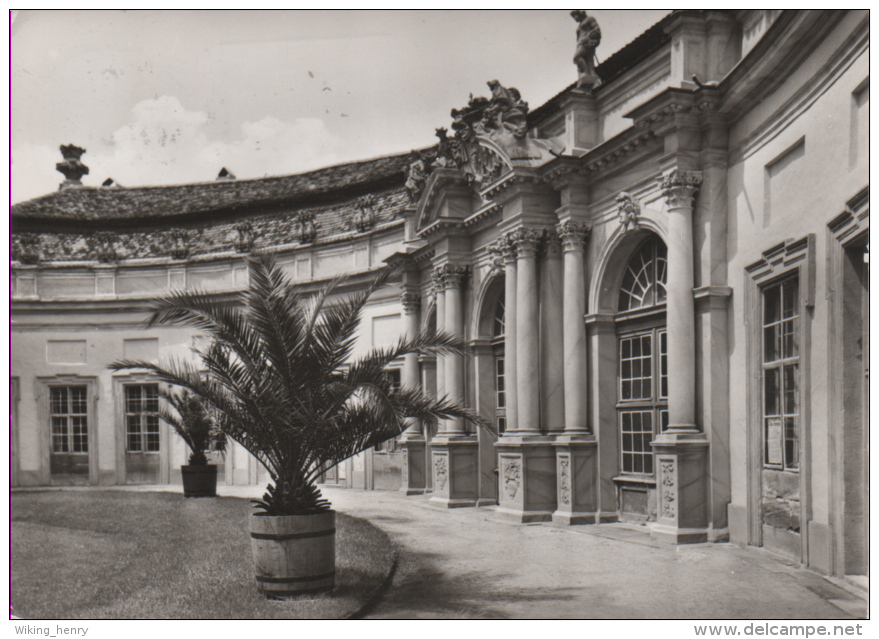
[{"x1": 346, "y1": 549, "x2": 398, "y2": 619}]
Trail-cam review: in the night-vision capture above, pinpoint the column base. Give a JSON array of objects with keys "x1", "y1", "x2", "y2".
[
  {"x1": 651, "y1": 431, "x2": 709, "y2": 544},
  {"x1": 650, "y1": 523, "x2": 709, "y2": 544},
  {"x1": 399, "y1": 437, "x2": 427, "y2": 495},
  {"x1": 551, "y1": 434, "x2": 600, "y2": 525},
  {"x1": 494, "y1": 435, "x2": 557, "y2": 523},
  {"x1": 429, "y1": 435, "x2": 479, "y2": 508}
]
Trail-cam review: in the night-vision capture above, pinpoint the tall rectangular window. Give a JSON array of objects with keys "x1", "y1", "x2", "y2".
[
  {"x1": 762, "y1": 278, "x2": 799, "y2": 470},
  {"x1": 125, "y1": 384, "x2": 160, "y2": 453},
  {"x1": 50, "y1": 386, "x2": 88, "y2": 453},
  {"x1": 495, "y1": 356, "x2": 506, "y2": 434},
  {"x1": 618, "y1": 329, "x2": 667, "y2": 475}
]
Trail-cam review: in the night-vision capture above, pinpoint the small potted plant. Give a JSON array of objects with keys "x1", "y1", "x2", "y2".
[{"x1": 161, "y1": 388, "x2": 226, "y2": 498}]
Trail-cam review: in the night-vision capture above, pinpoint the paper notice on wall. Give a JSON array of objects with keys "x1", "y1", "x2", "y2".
[{"x1": 766, "y1": 417, "x2": 783, "y2": 465}]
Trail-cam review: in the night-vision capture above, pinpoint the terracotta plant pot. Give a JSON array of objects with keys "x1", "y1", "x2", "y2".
[
  {"x1": 181, "y1": 464, "x2": 218, "y2": 498},
  {"x1": 250, "y1": 510, "x2": 335, "y2": 597}
]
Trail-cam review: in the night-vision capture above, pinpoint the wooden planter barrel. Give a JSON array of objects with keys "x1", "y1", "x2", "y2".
[
  {"x1": 250, "y1": 511, "x2": 335, "y2": 597},
  {"x1": 181, "y1": 464, "x2": 218, "y2": 498}
]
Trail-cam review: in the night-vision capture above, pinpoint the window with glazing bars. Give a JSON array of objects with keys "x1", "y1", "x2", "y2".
[
  {"x1": 50, "y1": 386, "x2": 88, "y2": 453},
  {"x1": 762, "y1": 277, "x2": 799, "y2": 470},
  {"x1": 492, "y1": 293, "x2": 506, "y2": 433},
  {"x1": 125, "y1": 384, "x2": 160, "y2": 453},
  {"x1": 618, "y1": 329, "x2": 668, "y2": 474},
  {"x1": 495, "y1": 356, "x2": 506, "y2": 434}
]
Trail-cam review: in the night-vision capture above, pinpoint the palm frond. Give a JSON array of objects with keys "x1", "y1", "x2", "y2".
[{"x1": 111, "y1": 257, "x2": 489, "y2": 516}]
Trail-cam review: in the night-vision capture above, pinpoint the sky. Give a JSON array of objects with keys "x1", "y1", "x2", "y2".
[{"x1": 10, "y1": 9, "x2": 671, "y2": 204}]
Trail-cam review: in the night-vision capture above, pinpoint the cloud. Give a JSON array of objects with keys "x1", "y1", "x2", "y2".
[{"x1": 12, "y1": 96, "x2": 342, "y2": 202}]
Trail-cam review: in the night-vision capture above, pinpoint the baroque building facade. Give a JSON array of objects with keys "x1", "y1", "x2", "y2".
[{"x1": 10, "y1": 10, "x2": 869, "y2": 581}]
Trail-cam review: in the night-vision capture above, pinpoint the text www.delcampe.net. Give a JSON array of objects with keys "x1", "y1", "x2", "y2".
[{"x1": 694, "y1": 624, "x2": 864, "y2": 637}]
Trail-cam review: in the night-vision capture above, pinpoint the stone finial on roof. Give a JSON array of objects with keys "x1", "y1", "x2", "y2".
[
  {"x1": 56, "y1": 144, "x2": 89, "y2": 190},
  {"x1": 217, "y1": 167, "x2": 236, "y2": 181},
  {"x1": 572, "y1": 10, "x2": 602, "y2": 88}
]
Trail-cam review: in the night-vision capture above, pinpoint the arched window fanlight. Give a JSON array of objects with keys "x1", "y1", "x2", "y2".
[
  {"x1": 493, "y1": 293, "x2": 505, "y2": 338},
  {"x1": 618, "y1": 237, "x2": 667, "y2": 312}
]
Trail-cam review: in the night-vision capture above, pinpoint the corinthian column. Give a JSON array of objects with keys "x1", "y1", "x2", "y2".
[
  {"x1": 557, "y1": 220, "x2": 591, "y2": 433},
  {"x1": 512, "y1": 228, "x2": 543, "y2": 432},
  {"x1": 400, "y1": 292, "x2": 422, "y2": 437},
  {"x1": 501, "y1": 235, "x2": 518, "y2": 433},
  {"x1": 540, "y1": 230, "x2": 565, "y2": 432},
  {"x1": 661, "y1": 169, "x2": 702, "y2": 432},
  {"x1": 442, "y1": 264, "x2": 469, "y2": 434}
]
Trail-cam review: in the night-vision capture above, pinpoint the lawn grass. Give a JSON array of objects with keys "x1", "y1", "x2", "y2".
[{"x1": 11, "y1": 490, "x2": 394, "y2": 619}]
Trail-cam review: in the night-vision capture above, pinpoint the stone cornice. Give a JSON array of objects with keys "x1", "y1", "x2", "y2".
[
  {"x1": 480, "y1": 169, "x2": 544, "y2": 201},
  {"x1": 625, "y1": 86, "x2": 722, "y2": 133},
  {"x1": 418, "y1": 217, "x2": 465, "y2": 241},
  {"x1": 540, "y1": 160, "x2": 590, "y2": 189},
  {"x1": 582, "y1": 127, "x2": 657, "y2": 175},
  {"x1": 463, "y1": 201, "x2": 502, "y2": 228}
]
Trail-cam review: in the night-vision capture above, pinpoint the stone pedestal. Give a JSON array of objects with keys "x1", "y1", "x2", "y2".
[
  {"x1": 399, "y1": 437, "x2": 427, "y2": 495},
  {"x1": 429, "y1": 436, "x2": 479, "y2": 508},
  {"x1": 494, "y1": 436, "x2": 557, "y2": 522},
  {"x1": 650, "y1": 433, "x2": 709, "y2": 543},
  {"x1": 552, "y1": 436, "x2": 603, "y2": 525}
]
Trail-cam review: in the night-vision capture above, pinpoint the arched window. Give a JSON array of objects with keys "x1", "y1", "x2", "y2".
[
  {"x1": 493, "y1": 293, "x2": 506, "y2": 434},
  {"x1": 619, "y1": 238, "x2": 667, "y2": 311},
  {"x1": 616, "y1": 236, "x2": 668, "y2": 483}
]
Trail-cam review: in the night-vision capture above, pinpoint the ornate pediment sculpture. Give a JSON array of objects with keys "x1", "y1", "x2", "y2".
[{"x1": 432, "y1": 80, "x2": 562, "y2": 188}]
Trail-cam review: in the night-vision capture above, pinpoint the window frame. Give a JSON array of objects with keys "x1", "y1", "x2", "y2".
[
  {"x1": 492, "y1": 293, "x2": 506, "y2": 434},
  {"x1": 744, "y1": 233, "x2": 815, "y2": 547},
  {"x1": 36, "y1": 375, "x2": 98, "y2": 485},
  {"x1": 124, "y1": 383, "x2": 161, "y2": 455},
  {"x1": 49, "y1": 385, "x2": 90, "y2": 454},
  {"x1": 616, "y1": 324, "x2": 668, "y2": 477},
  {"x1": 760, "y1": 276, "x2": 800, "y2": 471}
]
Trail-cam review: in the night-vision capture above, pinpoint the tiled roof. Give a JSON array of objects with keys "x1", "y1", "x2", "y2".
[{"x1": 11, "y1": 150, "x2": 422, "y2": 228}]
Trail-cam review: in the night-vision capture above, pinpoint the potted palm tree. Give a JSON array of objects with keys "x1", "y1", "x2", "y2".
[
  {"x1": 112, "y1": 255, "x2": 486, "y2": 597},
  {"x1": 161, "y1": 388, "x2": 226, "y2": 498}
]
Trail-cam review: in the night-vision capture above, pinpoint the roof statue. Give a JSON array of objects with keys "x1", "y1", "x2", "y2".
[
  {"x1": 56, "y1": 144, "x2": 89, "y2": 189},
  {"x1": 572, "y1": 10, "x2": 601, "y2": 88}
]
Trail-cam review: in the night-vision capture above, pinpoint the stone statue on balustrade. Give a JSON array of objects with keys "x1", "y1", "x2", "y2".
[{"x1": 572, "y1": 10, "x2": 601, "y2": 88}]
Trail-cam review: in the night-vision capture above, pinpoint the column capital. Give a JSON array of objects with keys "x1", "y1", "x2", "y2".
[
  {"x1": 660, "y1": 169, "x2": 702, "y2": 209},
  {"x1": 539, "y1": 228, "x2": 563, "y2": 259},
  {"x1": 509, "y1": 227, "x2": 543, "y2": 258},
  {"x1": 556, "y1": 220, "x2": 591, "y2": 252},
  {"x1": 435, "y1": 263, "x2": 470, "y2": 290},
  {"x1": 401, "y1": 292, "x2": 421, "y2": 313}
]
